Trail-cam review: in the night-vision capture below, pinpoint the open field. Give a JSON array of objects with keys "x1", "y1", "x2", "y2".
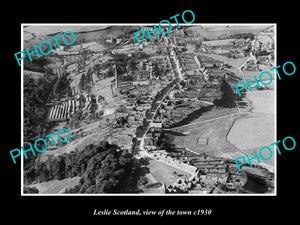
[
  {"x1": 199, "y1": 53, "x2": 248, "y2": 69},
  {"x1": 28, "y1": 176, "x2": 81, "y2": 194},
  {"x1": 147, "y1": 159, "x2": 190, "y2": 186},
  {"x1": 227, "y1": 88, "x2": 275, "y2": 148},
  {"x1": 169, "y1": 111, "x2": 241, "y2": 156},
  {"x1": 24, "y1": 25, "x2": 111, "y2": 36},
  {"x1": 87, "y1": 43, "x2": 106, "y2": 52},
  {"x1": 247, "y1": 89, "x2": 275, "y2": 114},
  {"x1": 227, "y1": 88, "x2": 275, "y2": 168},
  {"x1": 187, "y1": 25, "x2": 272, "y2": 39},
  {"x1": 24, "y1": 70, "x2": 44, "y2": 81},
  {"x1": 23, "y1": 26, "x2": 140, "y2": 50},
  {"x1": 242, "y1": 68, "x2": 274, "y2": 83},
  {"x1": 202, "y1": 38, "x2": 235, "y2": 46},
  {"x1": 137, "y1": 158, "x2": 190, "y2": 194},
  {"x1": 94, "y1": 76, "x2": 115, "y2": 102},
  {"x1": 257, "y1": 34, "x2": 273, "y2": 43},
  {"x1": 39, "y1": 124, "x2": 105, "y2": 162},
  {"x1": 166, "y1": 79, "x2": 275, "y2": 170},
  {"x1": 227, "y1": 114, "x2": 274, "y2": 149}
]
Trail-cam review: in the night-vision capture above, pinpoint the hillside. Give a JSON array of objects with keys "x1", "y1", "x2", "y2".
[
  {"x1": 24, "y1": 141, "x2": 133, "y2": 194},
  {"x1": 23, "y1": 25, "x2": 140, "y2": 50}
]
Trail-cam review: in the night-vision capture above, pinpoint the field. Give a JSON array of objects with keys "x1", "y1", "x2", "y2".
[
  {"x1": 247, "y1": 89, "x2": 275, "y2": 113},
  {"x1": 186, "y1": 25, "x2": 272, "y2": 39},
  {"x1": 202, "y1": 38, "x2": 235, "y2": 46},
  {"x1": 138, "y1": 158, "x2": 190, "y2": 193},
  {"x1": 87, "y1": 43, "x2": 106, "y2": 52},
  {"x1": 28, "y1": 176, "x2": 81, "y2": 194},
  {"x1": 227, "y1": 114, "x2": 274, "y2": 150},
  {"x1": 199, "y1": 53, "x2": 248, "y2": 69},
  {"x1": 227, "y1": 88, "x2": 275, "y2": 168},
  {"x1": 39, "y1": 124, "x2": 105, "y2": 162},
  {"x1": 147, "y1": 159, "x2": 190, "y2": 186},
  {"x1": 93, "y1": 76, "x2": 115, "y2": 103},
  {"x1": 24, "y1": 25, "x2": 111, "y2": 36},
  {"x1": 23, "y1": 25, "x2": 140, "y2": 50},
  {"x1": 165, "y1": 76, "x2": 275, "y2": 170},
  {"x1": 24, "y1": 70, "x2": 44, "y2": 81},
  {"x1": 168, "y1": 106, "x2": 241, "y2": 156},
  {"x1": 242, "y1": 65, "x2": 275, "y2": 82}
]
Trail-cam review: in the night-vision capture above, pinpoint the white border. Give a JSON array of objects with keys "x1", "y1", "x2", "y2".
[{"x1": 21, "y1": 23, "x2": 277, "y2": 196}]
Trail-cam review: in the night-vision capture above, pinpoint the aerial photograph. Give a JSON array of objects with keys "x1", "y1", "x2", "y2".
[{"x1": 22, "y1": 24, "x2": 275, "y2": 195}]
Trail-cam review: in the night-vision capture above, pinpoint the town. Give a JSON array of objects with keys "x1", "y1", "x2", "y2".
[{"x1": 22, "y1": 24, "x2": 275, "y2": 194}]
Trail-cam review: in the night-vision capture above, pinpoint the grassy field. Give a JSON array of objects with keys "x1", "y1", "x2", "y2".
[
  {"x1": 23, "y1": 25, "x2": 140, "y2": 52},
  {"x1": 199, "y1": 53, "x2": 248, "y2": 69},
  {"x1": 202, "y1": 38, "x2": 235, "y2": 46},
  {"x1": 87, "y1": 43, "x2": 106, "y2": 52},
  {"x1": 94, "y1": 76, "x2": 115, "y2": 103},
  {"x1": 24, "y1": 25, "x2": 111, "y2": 36},
  {"x1": 227, "y1": 88, "x2": 275, "y2": 168},
  {"x1": 186, "y1": 25, "x2": 272, "y2": 39},
  {"x1": 24, "y1": 70, "x2": 44, "y2": 81},
  {"x1": 227, "y1": 114, "x2": 274, "y2": 150},
  {"x1": 28, "y1": 176, "x2": 81, "y2": 194},
  {"x1": 39, "y1": 129, "x2": 103, "y2": 162},
  {"x1": 247, "y1": 89, "x2": 275, "y2": 114},
  {"x1": 147, "y1": 159, "x2": 190, "y2": 186},
  {"x1": 169, "y1": 105, "x2": 241, "y2": 156}
]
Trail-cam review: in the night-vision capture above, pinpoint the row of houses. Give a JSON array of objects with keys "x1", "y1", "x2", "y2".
[
  {"x1": 169, "y1": 47, "x2": 185, "y2": 81},
  {"x1": 194, "y1": 55, "x2": 210, "y2": 81},
  {"x1": 48, "y1": 100, "x2": 78, "y2": 121},
  {"x1": 48, "y1": 93, "x2": 95, "y2": 121}
]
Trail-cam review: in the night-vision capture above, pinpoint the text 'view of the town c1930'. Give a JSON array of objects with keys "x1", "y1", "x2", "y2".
[{"x1": 22, "y1": 24, "x2": 275, "y2": 195}]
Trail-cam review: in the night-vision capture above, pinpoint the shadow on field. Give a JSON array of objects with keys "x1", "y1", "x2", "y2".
[
  {"x1": 127, "y1": 158, "x2": 151, "y2": 193},
  {"x1": 215, "y1": 81, "x2": 236, "y2": 108}
]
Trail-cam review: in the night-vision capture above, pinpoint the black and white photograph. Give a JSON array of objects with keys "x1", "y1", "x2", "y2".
[{"x1": 21, "y1": 24, "x2": 276, "y2": 195}]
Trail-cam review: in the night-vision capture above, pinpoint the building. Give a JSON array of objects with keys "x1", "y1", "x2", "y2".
[{"x1": 48, "y1": 99, "x2": 77, "y2": 121}]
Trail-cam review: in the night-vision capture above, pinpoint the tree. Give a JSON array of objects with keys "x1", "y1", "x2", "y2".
[
  {"x1": 53, "y1": 156, "x2": 66, "y2": 180},
  {"x1": 79, "y1": 74, "x2": 86, "y2": 90},
  {"x1": 26, "y1": 141, "x2": 133, "y2": 193},
  {"x1": 24, "y1": 186, "x2": 39, "y2": 193},
  {"x1": 127, "y1": 59, "x2": 136, "y2": 72},
  {"x1": 107, "y1": 67, "x2": 114, "y2": 77}
]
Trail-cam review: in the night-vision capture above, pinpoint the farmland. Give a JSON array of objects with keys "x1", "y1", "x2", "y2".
[{"x1": 186, "y1": 25, "x2": 272, "y2": 40}]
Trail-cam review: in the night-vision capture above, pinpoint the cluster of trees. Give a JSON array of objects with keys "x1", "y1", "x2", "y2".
[
  {"x1": 109, "y1": 53, "x2": 132, "y2": 74},
  {"x1": 79, "y1": 66, "x2": 94, "y2": 91},
  {"x1": 24, "y1": 76, "x2": 46, "y2": 141},
  {"x1": 108, "y1": 52, "x2": 149, "y2": 74},
  {"x1": 93, "y1": 52, "x2": 150, "y2": 81},
  {"x1": 68, "y1": 110, "x2": 83, "y2": 129},
  {"x1": 79, "y1": 74, "x2": 88, "y2": 90},
  {"x1": 24, "y1": 71, "x2": 57, "y2": 168},
  {"x1": 24, "y1": 141, "x2": 133, "y2": 193},
  {"x1": 53, "y1": 75, "x2": 72, "y2": 98},
  {"x1": 23, "y1": 186, "x2": 39, "y2": 193},
  {"x1": 24, "y1": 57, "x2": 51, "y2": 73}
]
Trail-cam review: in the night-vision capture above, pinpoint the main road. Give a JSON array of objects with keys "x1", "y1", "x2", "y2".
[
  {"x1": 135, "y1": 41, "x2": 182, "y2": 157},
  {"x1": 135, "y1": 80, "x2": 178, "y2": 158}
]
